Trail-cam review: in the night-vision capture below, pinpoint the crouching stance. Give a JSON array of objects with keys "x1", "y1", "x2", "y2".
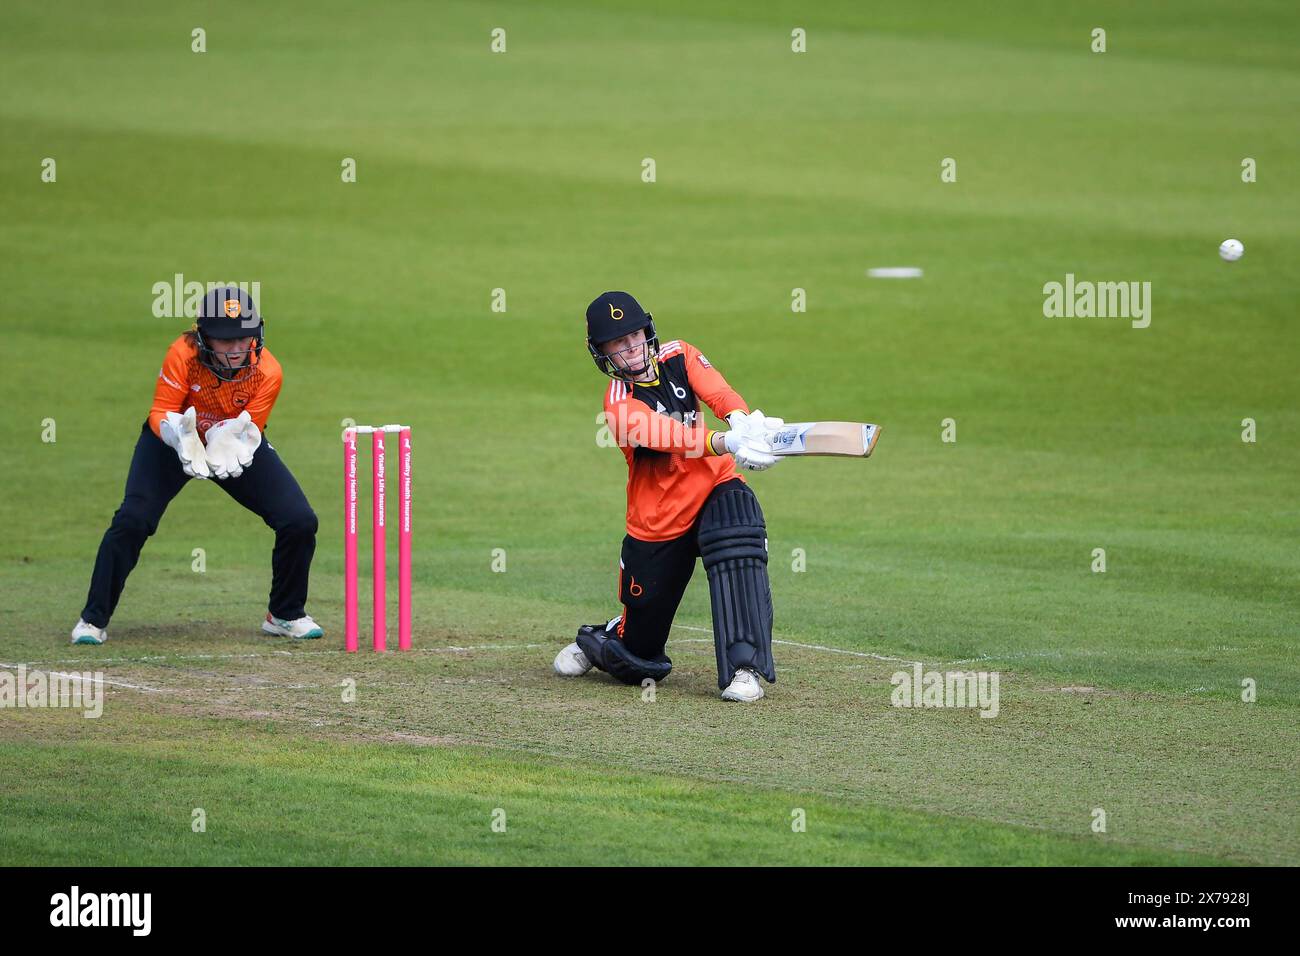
[
  {"x1": 71, "y1": 287, "x2": 321, "y2": 645},
  {"x1": 552, "y1": 291, "x2": 783, "y2": 701}
]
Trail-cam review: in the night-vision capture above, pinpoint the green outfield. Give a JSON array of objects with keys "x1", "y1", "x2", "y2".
[{"x1": 1, "y1": 0, "x2": 1297, "y2": 866}]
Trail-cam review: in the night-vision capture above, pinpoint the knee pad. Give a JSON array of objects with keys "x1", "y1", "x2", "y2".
[
  {"x1": 698, "y1": 484, "x2": 776, "y2": 688},
  {"x1": 575, "y1": 624, "x2": 672, "y2": 686}
]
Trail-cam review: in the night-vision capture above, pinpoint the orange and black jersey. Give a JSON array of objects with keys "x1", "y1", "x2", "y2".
[
  {"x1": 148, "y1": 334, "x2": 282, "y2": 441},
  {"x1": 602, "y1": 339, "x2": 749, "y2": 541}
]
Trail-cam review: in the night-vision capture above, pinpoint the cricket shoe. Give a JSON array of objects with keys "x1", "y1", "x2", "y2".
[
  {"x1": 70, "y1": 619, "x2": 108, "y2": 645},
  {"x1": 556, "y1": 615, "x2": 621, "y2": 676},
  {"x1": 262, "y1": 613, "x2": 324, "y2": 639},
  {"x1": 553, "y1": 641, "x2": 593, "y2": 677},
  {"x1": 721, "y1": 667, "x2": 764, "y2": 702}
]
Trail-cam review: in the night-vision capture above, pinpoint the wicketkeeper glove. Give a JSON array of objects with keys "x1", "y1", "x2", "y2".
[
  {"x1": 204, "y1": 411, "x2": 262, "y2": 480},
  {"x1": 159, "y1": 407, "x2": 211, "y2": 479}
]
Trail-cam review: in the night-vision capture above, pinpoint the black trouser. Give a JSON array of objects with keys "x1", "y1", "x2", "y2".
[
  {"x1": 80, "y1": 422, "x2": 318, "y2": 628},
  {"x1": 614, "y1": 478, "x2": 746, "y2": 660}
]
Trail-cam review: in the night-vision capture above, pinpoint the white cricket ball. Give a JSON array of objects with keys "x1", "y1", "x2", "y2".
[{"x1": 1219, "y1": 238, "x2": 1244, "y2": 262}]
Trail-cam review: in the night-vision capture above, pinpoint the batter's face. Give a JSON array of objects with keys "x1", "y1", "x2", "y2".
[
  {"x1": 602, "y1": 329, "x2": 655, "y2": 381},
  {"x1": 208, "y1": 336, "x2": 257, "y2": 369}
]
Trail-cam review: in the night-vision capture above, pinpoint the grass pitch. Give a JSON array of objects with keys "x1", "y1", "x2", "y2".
[{"x1": 1, "y1": 0, "x2": 1297, "y2": 865}]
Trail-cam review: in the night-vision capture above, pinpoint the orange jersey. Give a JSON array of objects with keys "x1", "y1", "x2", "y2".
[
  {"x1": 148, "y1": 334, "x2": 283, "y2": 441},
  {"x1": 603, "y1": 339, "x2": 750, "y2": 541}
]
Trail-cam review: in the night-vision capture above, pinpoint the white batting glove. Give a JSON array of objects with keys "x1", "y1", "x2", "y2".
[
  {"x1": 205, "y1": 411, "x2": 261, "y2": 480},
  {"x1": 159, "y1": 408, "x2": 211, "y2": 479},
  {"x1": 728, "y1": 409, "x2": 786, "y2": 442},
  {"x1": 723, "y1": 430, "x2": 779, "y2": 471}
]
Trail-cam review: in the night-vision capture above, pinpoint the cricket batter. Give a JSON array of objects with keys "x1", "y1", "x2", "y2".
[
  {"x1": 553, "y1": 291, "x2": 783, "y2": 701},
  {"x1": 70, "y1": 287, "x2": 322, "y2": 645}
]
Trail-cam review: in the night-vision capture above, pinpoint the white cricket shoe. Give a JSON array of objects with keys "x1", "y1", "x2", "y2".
[
  {"x1": 262, "y1": 613, "x2": 324, "y2": 639},
  {"x1": 70, "y1": 619, "x2": 108, "y2": 645},
  {"x1": 553, "y1": 641, "x2": 593, "y2": 677},
  {"x1": 721, "y1": 667, "x2": 764, "y2": 702}
]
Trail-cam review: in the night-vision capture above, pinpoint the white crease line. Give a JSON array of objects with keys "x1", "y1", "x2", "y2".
[
  {"x1": 0, "y1": 662, "x2": 164, "y2": 694},
  {"x1": 7, "y1": 643, "x2": 550, "y2": 668},
  {"x1": 17, "y1": 632, "x2": 925, "y2": 676},
  {"x1": 441, "y1": 644, "x2": 549, "y2": 653},
  {"x1": 774, "y1": 640, "x2": 922, "y2": 666},
  {"x1": 13, "y1": 650, "x2": 332, "y2": 666},
  {"x1": 946, "y1": 652, "x2": 1071, "y2": 665},
  {"x1": 671, "y1": 625, "x2": 924, "y2": 665}
]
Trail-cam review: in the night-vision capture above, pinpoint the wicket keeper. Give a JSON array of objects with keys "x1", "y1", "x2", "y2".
[
  {"x1": 70, "y1": 287, "x2": 322, "y2": 645},
  {"x1": 553, "y1": 292, "x2": 783, "y2": 701}
]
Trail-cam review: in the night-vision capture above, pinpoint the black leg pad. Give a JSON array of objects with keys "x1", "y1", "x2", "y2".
[{"x1": 698, "y1": 485, "x2": 776, "y2": 688}]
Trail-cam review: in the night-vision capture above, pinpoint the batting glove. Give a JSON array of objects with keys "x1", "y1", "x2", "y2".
[
  {"x1": 728, "y1": 409, "x2": 786, "y2": 443},
  {"x1": 723, "y1": 430, "x2": 779, "y2": 471}
]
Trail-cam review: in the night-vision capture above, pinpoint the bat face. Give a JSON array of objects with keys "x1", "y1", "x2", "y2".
[{"x1": 769, "y1": 421, "x2": 881, "y2": 458}]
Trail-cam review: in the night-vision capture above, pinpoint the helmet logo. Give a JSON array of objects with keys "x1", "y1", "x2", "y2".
[
  {"x1": 223, "y1": 298, "x2": 242, "y2": 318},
  {"x1": 609, "y1": 303, "x2": 624, "y2": 320}
]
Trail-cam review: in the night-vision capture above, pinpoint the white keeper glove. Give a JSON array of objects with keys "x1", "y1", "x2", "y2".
[
  {"x1": 204, "y1": 411, "x2": 262, "y2": 480},
  {"x1": 159, "y1": 407, "x2": 211, "y2": 479}
]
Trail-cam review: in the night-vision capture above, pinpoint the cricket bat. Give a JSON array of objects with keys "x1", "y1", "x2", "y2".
[{"x1": 768, "y1": 421, "x2": 881, "y2": 458}]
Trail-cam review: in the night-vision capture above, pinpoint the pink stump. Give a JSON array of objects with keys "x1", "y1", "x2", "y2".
[
  {"x1": 399, "y1": 427, "x2": 412, "y2": 651},
  {"x1": 372, "y1": 429, "x2": 387, "y2": 652},
  {"x1": 343, "y1": 429, "x2": 358, "y2": 653}
]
